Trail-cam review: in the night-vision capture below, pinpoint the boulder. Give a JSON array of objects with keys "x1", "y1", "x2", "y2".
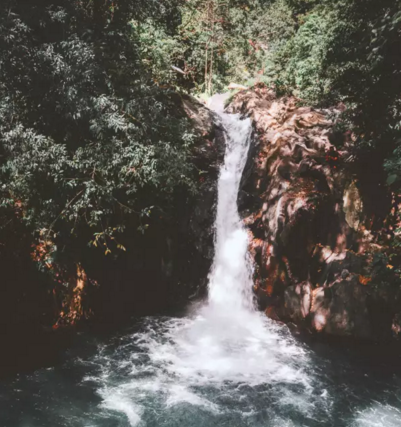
[
  {"x1": 284, "y1": 282, "x2": 312, "y2": 322},
  {"x1": 310, "y1": 277, "x2": 370, "y2": 338}
]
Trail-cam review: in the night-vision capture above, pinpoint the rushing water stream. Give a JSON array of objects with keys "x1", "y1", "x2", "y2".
[{"x1": 2, "y1": 103, "x2": 401, "y2": 427}]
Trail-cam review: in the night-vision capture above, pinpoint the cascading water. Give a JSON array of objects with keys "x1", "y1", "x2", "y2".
[
  {"x1": 82, "y1": 98, "x2": 323, "y2": 426},
  {"x1": 5, "y1": 100, "x2": 401, "y2": 427},
  {"x1": 207, "y1": 106, "x2": 255, "y2": 313}
]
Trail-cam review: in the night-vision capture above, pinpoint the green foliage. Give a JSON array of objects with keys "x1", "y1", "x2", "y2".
[
  {"x1": 251, "y1": 0, "x2": 295, "y2": 51},
  {"x1": 285, "y1": 0, "x2": 319, "y2": 15},
  {"x1": 139, "y1": 0, "x2": 280, "y2": 94},
  {"x1": 0, "y1": 0, "x2": 197, "y2": 261},
  {"x1": 132, "y1": 19, "x2": 186, "y2": 89},
  {"x1": 178, "y1": 0, "x2": 242, "y2": 93},
  {"x1": 273, "y1": 11, "x2": 333, "y2": 102}
]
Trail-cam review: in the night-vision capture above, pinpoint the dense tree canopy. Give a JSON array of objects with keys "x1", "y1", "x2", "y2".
[{"x1": 0, "y1": 0, "x2": 198, "y2": 255}]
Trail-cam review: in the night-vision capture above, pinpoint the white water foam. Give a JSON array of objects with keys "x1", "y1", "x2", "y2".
[
  {"x1": 353, "y1": 403, "x2": 401, "y2": 427},
  {"x1": 87, "y1": 97, "x2": 321, "y2": 426}
]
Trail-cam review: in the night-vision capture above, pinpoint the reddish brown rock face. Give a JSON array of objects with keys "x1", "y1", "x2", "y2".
[{"x1": 229, "y1": 85, "x2": 400, "y2": 341}]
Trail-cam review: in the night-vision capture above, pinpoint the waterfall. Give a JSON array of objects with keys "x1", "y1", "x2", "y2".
[
  {"x1": 89, "y1": 100, "x2": 319, "y2": 426},
  {"x1": 4, "y1": 98, "x2": 400, "y2": 427},
  {"x1": 207, "y1": 106, "x2": 254, "y2": 313}
]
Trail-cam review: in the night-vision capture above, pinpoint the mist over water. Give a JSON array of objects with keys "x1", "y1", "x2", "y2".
[{"x1": 2, "y1": 100, "x2": 401, "y2": 427}]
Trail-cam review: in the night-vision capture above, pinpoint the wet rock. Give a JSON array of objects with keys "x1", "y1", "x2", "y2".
[
  {"x1": 229, "y1": 85, "x2": 399, "y2": 341},
  {"x1": 314, "y1": 248, "x2": 363, "y2": 287},
  {"x1": 311, "y1": 277, "x2": 370, "y2": 338},
  {"x1": 284, "y1": 282, "x2": 312, "y2": 322}
]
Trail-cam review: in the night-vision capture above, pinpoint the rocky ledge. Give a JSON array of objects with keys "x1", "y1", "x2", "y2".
[{"x1": 228, "y1": 85, "x2": 401, "y2": 342}]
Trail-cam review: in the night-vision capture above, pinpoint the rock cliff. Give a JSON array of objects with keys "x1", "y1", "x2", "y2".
[{"x1": 228, "y1": 85, "x2": 401, "y2": 341}]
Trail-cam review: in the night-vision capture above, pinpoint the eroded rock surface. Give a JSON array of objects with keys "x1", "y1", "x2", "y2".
[{"x1": 229, "y1": 85, "x2": 401, "y2": 341}]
